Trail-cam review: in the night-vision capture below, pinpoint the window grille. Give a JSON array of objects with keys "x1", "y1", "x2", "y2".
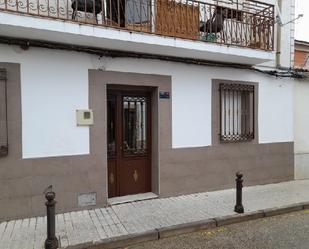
[
  {"x1": 219, "y1": 83, "x2": 254, "y2": 142},
  {"x1": 123, "y1": 96, "x2": 147, "y2": 156},
  {"x1": 0, "y1": 68, "x2": 8, "y2": 156}
]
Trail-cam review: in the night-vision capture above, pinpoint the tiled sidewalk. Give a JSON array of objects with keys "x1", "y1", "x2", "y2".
[{"x1": 0, "y1": 180, "x2": 309, "y2": 249}]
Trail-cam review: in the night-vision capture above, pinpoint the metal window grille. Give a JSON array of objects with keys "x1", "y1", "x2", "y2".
[
  {"x1": 123, "y1": 96, "x2": 147, "y2": 156},
  {"x1": 0, "y1": 68, "x2": 8, "y2": 156},
  {"x1": 219, "y1": 83, "x2": 254, "y2": 142}
]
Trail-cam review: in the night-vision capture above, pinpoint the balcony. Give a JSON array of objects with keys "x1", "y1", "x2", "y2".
[{"x1": 0, "y1": 0, "x2": 275, "y2": 64}]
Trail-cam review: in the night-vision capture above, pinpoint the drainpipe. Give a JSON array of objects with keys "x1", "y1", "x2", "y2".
[{"x1": 276, "y1": 0, "x2": 282, "y2": 68}]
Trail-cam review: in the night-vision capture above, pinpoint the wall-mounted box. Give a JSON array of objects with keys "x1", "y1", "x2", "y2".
[
  {"x1": 78, "y1": 192, "x2": 96, "y2": 207},
  {"x1": 76, "y1": 109, "x2": 94, "y2": 126}
]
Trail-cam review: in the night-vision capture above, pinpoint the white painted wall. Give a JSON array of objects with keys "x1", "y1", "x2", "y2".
[
  {"x1": 105, "y1": 58, "x2": 294, "y2": 146},
  {"x1": 0, "y1": 45, "x2": 91, "y2": 158},
  {"x1": 0, "y1": 44, "x2": 293, "y2": 158},
  {"x1": 279, "y1": 0, "x2": 295, "y2": 68},
  {"x1": 294, "y1": 79, "x2": 309, "y2": 179}
]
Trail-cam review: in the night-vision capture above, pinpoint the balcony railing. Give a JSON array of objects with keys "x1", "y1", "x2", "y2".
[{"x1": 0, "y1": 0, "x2": 274, "y2": 50}]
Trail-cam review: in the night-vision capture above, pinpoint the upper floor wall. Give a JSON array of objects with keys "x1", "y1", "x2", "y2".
[
  {"x1": 255, "y1": 0, "x2": 295, "y2": 69},
  {"x1": 278, "y1": 0, "x2": 295, "y2": 68},
  {"x1": 0, "y1": 0, "x2": 277, "y2": 65}
]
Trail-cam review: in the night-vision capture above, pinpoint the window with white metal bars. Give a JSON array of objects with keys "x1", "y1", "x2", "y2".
[
  {"x1": 0, "y1": 68, "x2": 8, "y2": 156},
  {"x1": 219, "y1": 83, "x2": 254, "y2": 142}
]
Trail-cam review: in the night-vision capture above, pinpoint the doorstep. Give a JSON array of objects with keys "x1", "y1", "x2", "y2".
[{"x1": 107, "y1": 192, "x2": 158, "y2": 205}]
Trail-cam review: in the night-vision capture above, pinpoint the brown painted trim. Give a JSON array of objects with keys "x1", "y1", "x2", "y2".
[
  {"x1": 0, "y1": 63, "x2": 22, "y2": 159},
  {"x1": 211, "y1": 79, "x2": 259, "y2": 146},
  {"x1": 0, "y1": 68, "x2": 8, "y2": 157},
  {"x1": 89, "y1": 70, "x2": 172, "y2": 197},
  {"x1": 107, "y1": 84, "x2": 156, "y2": 92}
]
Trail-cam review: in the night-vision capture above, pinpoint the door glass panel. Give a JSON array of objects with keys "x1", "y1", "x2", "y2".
[
  {"x1": 123, "y1": 96, "x2": 147, "y2": 156},
  {"x1": 107, "y1": 95, "x2": 117, "y2": 158}
]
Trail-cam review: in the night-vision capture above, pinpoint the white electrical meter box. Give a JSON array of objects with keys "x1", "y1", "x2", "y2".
[{"x1": 76, "y1": 109, "x2": 94, "y2": 126}]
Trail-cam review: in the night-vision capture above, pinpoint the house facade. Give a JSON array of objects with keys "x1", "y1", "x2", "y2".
[
  {"x1": 0, "y1": 0, "x2": 295, "y2": 220},
  {"x1": 294, "y1": 39, "x2": 309, "y2": 179}
]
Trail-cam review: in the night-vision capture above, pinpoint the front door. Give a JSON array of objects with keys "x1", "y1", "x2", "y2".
[{"x1": 107, "y1": 87, "x2": 151, "y2": 198}]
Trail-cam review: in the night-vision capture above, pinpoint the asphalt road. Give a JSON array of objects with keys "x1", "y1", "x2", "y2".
[{"x1": 126, "y1": 210, "x2": 309, "y2": 249}]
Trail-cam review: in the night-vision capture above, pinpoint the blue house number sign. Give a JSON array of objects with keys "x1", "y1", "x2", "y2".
[{"x1": 159, "y1": 91, "x2": 170, "y2": 99}]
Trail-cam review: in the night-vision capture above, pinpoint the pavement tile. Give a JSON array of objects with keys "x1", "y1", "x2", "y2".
[{"x1": 0, "y1": 180, "x2": 308, "y2": 249}]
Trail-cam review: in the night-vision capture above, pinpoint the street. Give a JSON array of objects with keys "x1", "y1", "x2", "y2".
[{"x1": 127, "y1": 210, "x2": 309, "y2": 249}]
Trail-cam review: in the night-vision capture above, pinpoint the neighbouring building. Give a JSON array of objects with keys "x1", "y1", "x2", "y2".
[
  {"x1": 0, "y1": 0, "x2": 295, "y2": 220},
  {"x1": 294, "y1": 39, "x2": 309, "y2": 179},
  {"x1": 294, "y1": 40, "x2": 309, "y2": 69}
]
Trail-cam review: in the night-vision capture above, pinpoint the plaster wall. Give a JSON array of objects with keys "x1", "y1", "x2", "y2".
[
  {"x1": 279, "y1": 0, "x2": 295, "y2": 68},
  {"x1": 0, "y1": 44, "x2": 293, "y2": 158},
  {"x1": 294, "y1": 79, "x2": 309, "y2": 179},
  {"x1": 0, "y1": 44, "x2": 295, "y2": 220},
  {"x1": 0, "y1": 45, "x2": 90, "y2": 158}
]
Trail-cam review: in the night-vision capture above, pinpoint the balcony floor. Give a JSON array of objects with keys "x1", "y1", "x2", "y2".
[{"x1": 0, "y1": 12, "x2": 275, "y2": 65}]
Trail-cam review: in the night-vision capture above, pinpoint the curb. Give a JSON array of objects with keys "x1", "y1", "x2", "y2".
[
  {"x1": 263, "y1": 203, "x2": 304, "y2": 217},
  {"x1": 64, "y1": 201, "x2": 309, "y2": 249},
  {"x1": 65, "y1": 230, "x2": 159, "y2": 249},
  {"x1": 157, "y1": 218, "x2": 216, "y2": 239},
  {"x1": 214, "y1": 210, "x2": 264, "y2": 227}
]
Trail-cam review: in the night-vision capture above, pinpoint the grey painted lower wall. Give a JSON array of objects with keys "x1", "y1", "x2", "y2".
[
  {"x1": 0, "y1": 66, "x2": 294, "y2": 221},
  {"x1": 160, "y1": 142, "x2": 294, "y2": 196}
]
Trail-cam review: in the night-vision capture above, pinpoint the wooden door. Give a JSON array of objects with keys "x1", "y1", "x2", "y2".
[{"x1": 107, "y1": 88, "x2": 151, "y2": 198}]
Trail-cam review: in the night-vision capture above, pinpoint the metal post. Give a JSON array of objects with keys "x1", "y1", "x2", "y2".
[
  {"x1": 234, "y1": 172, "x2": 244, "y2": 214},
  {"x1": 45, "y1": 189, "x2": 59, "y2": 249}
]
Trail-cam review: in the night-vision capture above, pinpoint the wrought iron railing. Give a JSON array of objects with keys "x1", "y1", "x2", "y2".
[{"x1": 0, "y1": 0, "x2": 274, "y2": 50}]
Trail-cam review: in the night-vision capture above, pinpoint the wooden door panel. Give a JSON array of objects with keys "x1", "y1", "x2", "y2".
[
  {"x1": 108, "y1": 159, "x2": 117, "y2": 198},
  {"x1": 119, "y1": 158, "x2": 149, "y2": 196}
]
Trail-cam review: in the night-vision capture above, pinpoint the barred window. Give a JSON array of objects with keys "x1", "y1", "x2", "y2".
[
  {"x1": 0, "y1": 68, "x2": 8, "y2": 156},
  {"x1": 219, "y1": 83, "x2": 255, "y2": 142}
]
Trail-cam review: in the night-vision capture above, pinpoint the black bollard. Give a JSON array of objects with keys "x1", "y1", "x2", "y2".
[
  {"x1": 45, "y1": 189, "x2": 59, "y2": 249},
  {"x1": 234, "y1": 172, "x2": 244, "y2": 213}
]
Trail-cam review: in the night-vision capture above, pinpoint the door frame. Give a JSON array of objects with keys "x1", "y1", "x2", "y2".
[
  {"x1": 107, "y1": 84, "x2": 153, "y2": 197},
  {"x1": 89, "y1": 70, "x2": 172, "y2": 203}
]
